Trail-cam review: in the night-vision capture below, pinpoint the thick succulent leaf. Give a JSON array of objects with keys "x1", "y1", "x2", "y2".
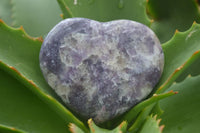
[
  {"x1": 176, "y1": 54, "x2": 200, "y2": 82},
  {"x1": 0, "y1": 0, "x2": 62, "y2": 37},
  {"x1": 0, "y1": 19, "x2": 55, "y2": 97},
  {"x1": 128, "y1": 103, "x2": 164, "y2": 133},
  {"x1": 69, "y1": 123, "x2": 85, "y2": 133},
  {"x1": 147, "y1": 0, "x2": 200, "y2": 43},
  {"x1": 128, "y1": 105, "x2": 154, "y2": 133},
  {"x1": 0, "y1": 69, "x2": 73, "y2": 133},
  {"x1": 156, "y1": 23, "x2": 200, "y2": 90},
  {"x1": 139, "y1": 115, "x2": 164, "y2": 133},
  {"x1": 0, "y1": 124, "x2": 25, "y2": 133},
  {"x1": 57, "y1": 0, "x2": 151, "y2": 26},
  {"x1": 156, "y1": 50, "x2": 200, "y2": 94},
  {"x1": 102, "y1": 90, "x2": 176, "y2": 129},
  {"x1": 0, "y1": 20, "x2": 88, "y2": 133},
  {"x1": 160, "y1": 75, "x2": 200, "y2": 133},
  {"x1": 123, "y1": 91, "x2": 177, "y2": 124},
  {"x1": 0, "y1": 0, "x2": 13, "y2": 26}
]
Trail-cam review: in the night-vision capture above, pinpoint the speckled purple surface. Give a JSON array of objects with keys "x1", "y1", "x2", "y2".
[{"x1": 39, "y1": 18, "x2": 164, "y2": 123}]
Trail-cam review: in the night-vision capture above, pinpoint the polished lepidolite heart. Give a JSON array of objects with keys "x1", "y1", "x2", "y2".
[{"x1": 39, "y1": 18, "x2": 164, "y2": 123}]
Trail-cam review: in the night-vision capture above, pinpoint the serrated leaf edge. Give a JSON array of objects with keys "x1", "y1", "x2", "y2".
[
  {"x1": 139, "y1": 115, "x2": 164, "y2": 133},
  {"x1": 162, "y1": 21, "x2": 197, "y2": 47},
  {"x1": 147, "y1": 0, "x2": 200, "y2": 32},
  {"x1": 69, "y1": 123, "x2": 76, "y2": 133},
  {"x1": 128, "y1": 105, "x2": 153, "y2": 133},
  {"x1": 69, "y1": 123, "x2": 85, "y2": 133},
  {"x1": 122, "y1": 90, "x2": 177, "y2": 124},
  {"x1": 88, "y1": 119, "x2": 127, "y2": 133},
  {"x1": 156, "y1": 50, "x2": 200, "y2": 94},
  {"x1": 57, "y1": 0, "x2": 74, "y2": 18},
  {"x1": 0, "y1": 19, "x2": 43, "y2": 42},
  {"x1": 156, "y1": 22, "x2": 200, "y2": 93},
  {"x1": 153, "y1": 115, "x2": 165, "y2": 133}
]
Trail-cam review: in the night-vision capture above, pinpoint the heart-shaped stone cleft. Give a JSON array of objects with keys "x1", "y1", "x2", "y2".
[{"x1": 39, "y1": 18, "x2": 164, "y2": 124}]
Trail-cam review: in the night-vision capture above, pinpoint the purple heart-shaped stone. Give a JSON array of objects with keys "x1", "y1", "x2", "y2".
[{"x1": 39, "y1": 18, "x2": 164, "y2": 123}]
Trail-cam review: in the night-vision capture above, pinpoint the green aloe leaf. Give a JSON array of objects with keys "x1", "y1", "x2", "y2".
[
  {"x1": 156, "y1": 50, "x2": 200, "y2": 94},
  {"x1": 128, "y1": 103, "x2": 164, "y2": 133},
  {"x1": 57, "y1": 0, "x2": 151, "y2": 26},
  {"x1": 69, "y1": 123, "x2": 85, "y2": 133},
  {"x1": 0, "y1": 19, "x2": 55, "y2": 97},
  {"x1": 0, "y1": 0, "x2": 62, "y2": 37},
  {"x1": 147, "y1": 0, "x2": 200, "y2": 43},
  {"x1": 156, "y1": 23, "x2": 200, "y2": 90},
  {"x1": 128, "y1": 105, "x2": 154, "y2": 133},
  {"x1": 151, "y1": 103, "x2": 164, "y2": 117},
  {"x1": 0, "y1": 69, "x2": 69, "y2": 133},
  {"x1": 0, "y1": 20, "x2": 88, "y2": 133},
  {"x1": 139, "y1": 115, "x2": 164, "y2": 133},
  {"x1": 123, "y1": 90, "x2": 177, "y2": 124},
  {"x1": 160, "y1": 75, "x2": 200, "y2": 133},
  {"x1": 1, "y1": 1, "x2": 200, "y2": 133},
  {"x1": 102, "y1": 90, "x2": 176, "y2": 129},
  {"x1": 176, "y1": 54, "x2": 200, "y2": 82}
]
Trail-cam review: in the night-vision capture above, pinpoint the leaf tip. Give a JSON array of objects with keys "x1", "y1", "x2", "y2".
[
  {"x1": 88, "y1": 119, "x2": 95, "y2": 133},
  {"x1": 119, "y1": 121, "x2": 127, "y2": 128},
  {"x1": 153, "y1": 115, "x2": 165, "y2": 133},
  {"x1": 169, "y1": 90, "x2": 178, "y2": 95},
  {"x1": 36, "y1": 36, "x2": 43, "y2": 42},
  {"x1": 175, "y1": 29, "x2": 179, "y2": 34},
  {"x1": 60, "y1": 14, "x2": 64, "y2": 19},
  {"x1": 188, "y1": 74, "x2": 192, "y2": 78},
  {"x1": 0, "y1": 19, "x2": 4, "y2": 23},
  {"x1": 153, "y1": 94, "x2": 158, "y2": 97},
  {"x1": 19, "y1": 25, "x2": 25, "y2": 32},
  {"x1": 69, "y1": 123, "x2": 76, "y2": 133},
  {"x1": 193, "y1": 50, "x2": 200, "y2": 56},
  {"x1": 150, "y1": 19, "x2": 154, "y2": 25},
  {"x1": 159, "y1": 125, "x2": 165, "y2": 133},
  {"x1": 193, "y1": 21, "x2": 197, "y2": 25},
  {"x1": 119, "y1": 120, "x2": 127, "y2": 132}
]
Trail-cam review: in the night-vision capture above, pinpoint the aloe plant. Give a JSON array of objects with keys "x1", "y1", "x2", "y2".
[{"x1": 0, "y1": 0, "x2": 200, "y2": 133}]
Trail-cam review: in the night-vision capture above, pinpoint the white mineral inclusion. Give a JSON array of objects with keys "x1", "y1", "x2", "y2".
[{"x1": 39, "y1": 18, "x2": 164, "y2": 124}]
